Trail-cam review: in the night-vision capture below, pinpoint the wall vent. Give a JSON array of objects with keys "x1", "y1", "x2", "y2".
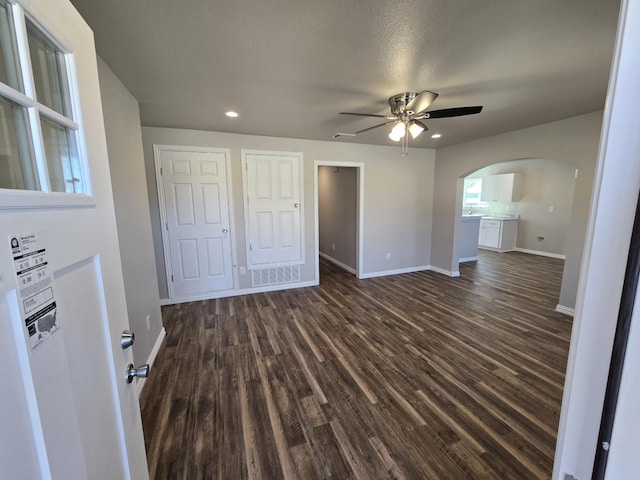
[{"x1": 251, "y1": 265, "x2": 301, "y2": 287}]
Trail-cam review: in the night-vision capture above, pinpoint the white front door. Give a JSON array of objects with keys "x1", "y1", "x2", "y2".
[
  {"x1": 243, "y1": 150, "x2": 303, "y2": 268},
  {"x1": 0, "y1": 1, "x2": 147, "y2": 479},
  {"x1": 155, "y1": 146, "x2": 234, "y2": 298}
]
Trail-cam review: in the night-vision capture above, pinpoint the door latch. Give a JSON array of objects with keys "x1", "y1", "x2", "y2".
[{"x1": 120, "y1": 330, "x2": 135, "y2": 349}]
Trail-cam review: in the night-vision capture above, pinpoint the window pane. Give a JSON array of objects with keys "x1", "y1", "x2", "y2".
[
  {"x1": 0, "y1": 1, "x2": 22, "y2": 91},
  {"x1": 463, "y1": 178, "x2": 485, "y2": 207},
  {"x1": 27, "y1": 21, "x2": 70, "y2": 116},
  {"x1": 0, "y1": 96, "x2": 37, "y2": 190},
  {"x1": 40, "y1": 116, "x2": 82, "y2": 193}
]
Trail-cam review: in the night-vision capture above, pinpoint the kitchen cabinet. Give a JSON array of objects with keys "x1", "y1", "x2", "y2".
[
  {"x1": 478, "y1": 217, "x2": 518, "y2": 251},
  {"x1": 480, "y1": 173, "x2": 519, "y2": 202}
]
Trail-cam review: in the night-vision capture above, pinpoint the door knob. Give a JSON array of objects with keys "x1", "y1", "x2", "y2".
[
  {"x1": 222, "y1": 228, "x2": 229, "y2": 233},
  {"x1": 125, "y1": 364, "x2": 149, "y2": 384},
  {"x1": 120, "y1": 330, "x2": 135, "y2": 349}
]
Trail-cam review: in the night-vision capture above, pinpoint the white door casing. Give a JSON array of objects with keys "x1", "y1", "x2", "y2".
[
  {"x1": 155, "y1": 145, "x2": 235, "y2": 298},
  {"x1": 0, "y1": 1, "x2": 148, "y2": 479},
  {"x1": 242, "y1": 150, "x2": 304, "y2": 268}
]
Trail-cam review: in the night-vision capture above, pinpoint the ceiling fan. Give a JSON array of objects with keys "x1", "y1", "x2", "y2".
[{"x1": 335, "y1": 90, "x2": 483, "y2": 155}]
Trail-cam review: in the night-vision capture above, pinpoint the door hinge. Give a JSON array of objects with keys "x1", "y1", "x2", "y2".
[
  {"x1": 171, "y1": 274, "x2": 174, "y2": 282},
  {"x1": 165, "y1": 222, "x2": 168, "y2": 231},
  {"x1": 160, "y1": 167, "x2": 163, "y2": 175},
  {"x1": 249, "y1": 244, "x2": 252, "y2": 251}
]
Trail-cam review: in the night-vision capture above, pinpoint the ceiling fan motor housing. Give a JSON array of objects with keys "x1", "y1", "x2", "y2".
[{"x1": 389, "y1": 92, "x2": 419, "y2": 115}]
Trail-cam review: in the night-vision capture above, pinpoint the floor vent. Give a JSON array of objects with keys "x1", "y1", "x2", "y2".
[{"x1": 251, "y1": 265, "x2": 301, "y2": 287}]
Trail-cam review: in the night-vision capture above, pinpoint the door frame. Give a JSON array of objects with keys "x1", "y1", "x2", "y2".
[
  {"x1": 314, "y1": 161, "x2": 364, "y2": 281},
  {"x1": 153, "y1": 144, "x2": 237, "y2": 299}
]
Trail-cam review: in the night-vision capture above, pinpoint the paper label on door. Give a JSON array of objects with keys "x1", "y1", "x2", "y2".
[{"x1": 9, "y1": 232, "x2": 59, "y2": 349}]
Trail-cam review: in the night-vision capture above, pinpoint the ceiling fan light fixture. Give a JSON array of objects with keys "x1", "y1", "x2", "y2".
[
  {"x1": 338, "y1": 91, "x2": 482, "y2": 155},
  {"x1": 388, "y1": 122, "x2": 406, "y2": 141},
  {"x1": 408, "y1": 120, "x2": 427, "y2": 139}
]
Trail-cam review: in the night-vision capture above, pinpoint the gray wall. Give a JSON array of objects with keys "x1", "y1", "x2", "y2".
[
  {"x1": 318, "y1": 166, "x2": 358, "y2": 270},
  {"x1": 98, "y1": 58, "x2": 163, "y2": 365},
  {"x1": 433, "y1": 111, "x2": 603, "y2": 310},
  {"x1": 469, "y1": 159, "x2": 577, "y2": 256},
  {"x1": 141, "y1": 127, "x2": 436, "y2": 299}
]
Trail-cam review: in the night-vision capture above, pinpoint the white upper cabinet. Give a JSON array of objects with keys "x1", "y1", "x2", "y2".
[{"x1": 480, "y1": 173, "x2": 519, "y2": 202}]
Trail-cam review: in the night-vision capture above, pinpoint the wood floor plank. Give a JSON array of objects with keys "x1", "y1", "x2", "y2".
[{"x1": 140, "y1": 250, "x2": 572, "y2": 479}]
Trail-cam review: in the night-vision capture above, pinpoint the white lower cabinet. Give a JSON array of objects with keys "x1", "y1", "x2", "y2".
[{"x1": 478, "y1": 218, "x2": 518, "y2": 251}]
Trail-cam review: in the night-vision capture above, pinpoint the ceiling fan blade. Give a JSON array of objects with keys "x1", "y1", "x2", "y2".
[
  {"x1": 339, "y1": 112, "x2": 387, "y2": 118},
  {"x1": 353, "y1": 121, "x2": 396, "y2": 135},
  {"x1": 426, "y1": 106, "x2": 483, "y2": 118},
  {"x1": 405, "y1": 90, "x2": 439, "y2": 114}
]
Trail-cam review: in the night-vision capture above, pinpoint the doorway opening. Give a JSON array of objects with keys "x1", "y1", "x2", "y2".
[
  {"x1": 314, "y1": 161, "x2": 364, "y2": 283},
  {"x1": 457, "y1": 158, "x2": 580, "y2": 314}
]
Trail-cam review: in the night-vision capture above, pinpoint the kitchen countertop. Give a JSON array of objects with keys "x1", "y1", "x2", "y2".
[
  {"x1": 481, "y1": 215, "x2": 518, "y2": 221},
  {"x1": 462, "y1": 214, "x2": 518, "y2": 221}
]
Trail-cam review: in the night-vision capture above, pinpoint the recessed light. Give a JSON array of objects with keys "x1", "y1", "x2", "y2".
[
  {"x1": 225, "y1": 111, "x2": 239, "y2": 118},
  {"x1": 431, "y1": 133, "x2": 442, "y2": 139}
]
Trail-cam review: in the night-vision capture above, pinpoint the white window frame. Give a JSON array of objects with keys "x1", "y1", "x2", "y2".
[{"x1": 0, "y1": 0, "x2": 93, "y2": 209}]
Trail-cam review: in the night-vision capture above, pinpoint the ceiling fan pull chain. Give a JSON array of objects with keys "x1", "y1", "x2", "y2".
[{"x1": 402, "y1": 128, "x2": 409, "y2": 156}]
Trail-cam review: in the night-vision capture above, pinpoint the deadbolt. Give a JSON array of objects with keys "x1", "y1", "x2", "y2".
[
  {"x1": 120, "y1": 330, "x2": 135, "y2": 349},
  {"x1": 126, "y1": 364, "x2": 150, "y2": 384}
]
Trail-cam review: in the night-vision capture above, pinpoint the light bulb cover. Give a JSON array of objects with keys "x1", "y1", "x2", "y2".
[
  {"x1": 408, "y1": 120, "x2": 427, "y2": 139},
  {"x1": 388, "y1": 122, "x2": 406, "y2": 141}
]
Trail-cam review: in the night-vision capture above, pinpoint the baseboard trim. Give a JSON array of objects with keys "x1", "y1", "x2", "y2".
[
  {"x1": 428, "y1": 265, "x2": 461, "y2": 278},
  {"x1": 160, "y1": 280, "x2": 318, "y2": 306},
  {"x1": 459, "y1": 256, "x2": 478, "y2": 263},
  {"x1": 515, "y1": 248, "x2": 566, "y2": 260},
  {"x1": 555, "y1": 304, "x2": 575, "y2": 317},
  {"x1": 319, "y1": 252, "x2": 356, "y2": 274},
  {"x1": 136, "y1": 326, "x2": 166, "y2": 395},
  {"x1": 360, "y1": 265, "x2": 430, "y2": 279}
]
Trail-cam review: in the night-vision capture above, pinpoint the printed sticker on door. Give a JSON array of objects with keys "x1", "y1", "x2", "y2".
[{"x1": 9, "y1": 232, "x2": 59, "y2": 349}]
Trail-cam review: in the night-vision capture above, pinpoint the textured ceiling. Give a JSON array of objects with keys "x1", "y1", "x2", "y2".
[{"x1": 70, "y1": 0, "x2": 621, "y2": 148}]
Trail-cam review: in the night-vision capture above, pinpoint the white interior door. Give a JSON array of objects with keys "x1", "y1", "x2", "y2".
[
  {"x1": 243, "y1": 150, "x2": 303, "y2": 268},
  {"x1": 0, "y1": 1, "x2": 147, "y2": 479},
  {"x1": 155, "y1": 146, "x2": 234, "y2": 297},
  {"x1": 1, "y1": 217, "x2": 148, "y2": 480}
]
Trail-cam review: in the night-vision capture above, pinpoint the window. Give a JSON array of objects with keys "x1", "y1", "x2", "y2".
[
  {"x1": 0, "y1": 0, "x2": 85, "y2": 195},
  {"x1": 463, "y1": 177, "x2": 487, "y2": 209}
]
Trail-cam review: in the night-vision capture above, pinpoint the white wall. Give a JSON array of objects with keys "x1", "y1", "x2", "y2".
[
  {"x1": 141, "y1": 127, "x2": 436, "y2": 299},
  {"x1": 98, "y1": 58, "x2": 164, "y2": 366},
  {"x1": 468, "y1": 159, "x2": 577, "y2": 256},
  {"x1": 318, "y1": 166, "x2": 358, "y2": 271},
  {"x1": 433, "y1": 112, "x2": 603, "y2": 310}
]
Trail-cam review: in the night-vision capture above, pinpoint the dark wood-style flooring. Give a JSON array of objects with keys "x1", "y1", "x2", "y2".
[{"x1": 140, "y1": 250, "x2": 573, "y2": 479}]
